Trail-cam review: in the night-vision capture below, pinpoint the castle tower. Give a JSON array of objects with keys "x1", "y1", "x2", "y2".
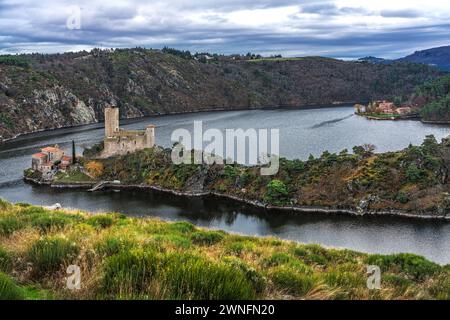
[
  {"x1": 105, "y1": 107, "x2": 119, "y2": 138},
  {"x1": 146, "y1": 125, "x2": 156, "y2": 148}
]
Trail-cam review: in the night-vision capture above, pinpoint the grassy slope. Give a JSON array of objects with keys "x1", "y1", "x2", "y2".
[{"x1": 0, "y1": 199, "x2": 449, "y2": 300}]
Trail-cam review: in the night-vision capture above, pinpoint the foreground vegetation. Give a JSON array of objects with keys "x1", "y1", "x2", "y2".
[
  {"x1": 80, "y1": 135, "x2": 450, "y2": 216},
  {"x1": 0, "y1": 199, "x2": 448, "y2": 300}
]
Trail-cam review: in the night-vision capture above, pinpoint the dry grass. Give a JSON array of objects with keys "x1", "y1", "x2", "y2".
[{"x1": 0, "y1": 200, "x2": 448, "y2": 300}]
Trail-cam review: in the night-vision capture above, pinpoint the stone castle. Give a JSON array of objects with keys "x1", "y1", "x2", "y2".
[{"x1": 100, "y1": 107, "x2": 156, "y2": 158}]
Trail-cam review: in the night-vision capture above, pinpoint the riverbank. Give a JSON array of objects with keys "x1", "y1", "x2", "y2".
[
  {"x1": 24, "y1": 173, "x2": 450, "y2": 222},
  {"x1": 0, "y1": 199, "x2": 448, "y2": 300}
]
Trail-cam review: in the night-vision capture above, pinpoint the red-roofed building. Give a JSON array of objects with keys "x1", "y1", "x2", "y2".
[
  {"x1": 31, "y1": 144, "x2": 66, "y2": 173},
  {"x1": 32, "y1": 152, "x2": 48, "y2": 171}
]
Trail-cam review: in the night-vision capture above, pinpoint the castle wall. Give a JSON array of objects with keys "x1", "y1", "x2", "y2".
[
  {"x1": 99, "y1": 107, "x2": 156, "y2": 158},
  {"x1": 101, "y1": 132, "x2": 154, "y2": 158},
  {"x1": 105, "y1": 108, "x2": 119, "y2": 137}
]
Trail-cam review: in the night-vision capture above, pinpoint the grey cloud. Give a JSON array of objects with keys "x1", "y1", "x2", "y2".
[
  {"x1": 0, "y1": 0, "x2": 448, "y2": 60},
  {"x1": 380, "y1": 9, "x2": 421, "y2": 18}
]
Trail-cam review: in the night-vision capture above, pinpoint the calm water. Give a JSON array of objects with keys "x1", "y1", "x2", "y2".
[{"x1": 1, "y1": 106, "x2": 449, "y2": 264}]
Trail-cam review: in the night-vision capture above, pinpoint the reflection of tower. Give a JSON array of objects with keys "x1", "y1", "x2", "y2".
[
  {"x1": 146, "y1": 125, "x2": 156, "y2": 148},
  {"x1": 105, "y1": 107, "x2": 119, "y2": 138}
]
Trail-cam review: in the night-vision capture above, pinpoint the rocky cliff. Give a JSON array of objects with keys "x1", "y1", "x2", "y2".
[{"x1": 0, "y1": 48, "x2": 444, "y2": 141}]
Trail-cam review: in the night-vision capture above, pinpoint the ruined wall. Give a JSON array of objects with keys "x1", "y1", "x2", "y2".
[
  {"x1": 101, "y1": 133, "x2": 153, "y2": 158},
  {"x1": 105, "y1": 108, "x2": 119, "y2": 137}
]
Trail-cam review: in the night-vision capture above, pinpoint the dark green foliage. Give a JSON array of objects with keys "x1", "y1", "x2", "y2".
[
  {"x1": 415, "y1": 75, "x2": 450, "y2": 121},
  {"x1": 265, "y1": 180, "x2": 289, "y2": 205},
  {"x1": 0, "y1": 272, "x2": 23, "y2": 300},
  {"x1": 0, "y1": 55, "x2": 29, "y2": 68},
  {"x1": 0, "y1": 247, "x2": 12, "y2": 272},
  {"x1": 0, "y1": 216, "x2": 24, "y2": 236},
  {"x1": 16, "y1": 206, "x2": 83, "y2": 233},
  {"x1": 167, "y1": 221, "x2": 196, "y2": 234},
  {"x1": 27, "y1": 237, "x2": 79, "y2": 274},
  {"x1": 86, "y1": 214, "x2": 115, "y2": 229},
  {"x1": 161, "y1": 47, "x2": 192, "y2": 60},
  {"x1": 161, "y1": 253, "x2": 257, "y2": 300},
  {"x1": 365, "y1": 253, "x2": 441, "y2": 280},
  {"x1": 191, "y1": 230, "x2": 225, "y2": 246},
  {"x1": 83, "y1": 141, "x2": 104, "y2": 158},
  {"x1": 95, "y1": 236, "x2": 136, "y2": 257},
  {"x1": 405, "y1": 164, "x2": 427, "y2": 183},
  {"x1": 270, "y1": 267, "x2": 316, "y2": 296},
  {"x1": 396, "y1": 192, "x2": 410, "y2": 204},
  {"x1": 101, "y1": 249, "x2": 159, "y2": 299}
]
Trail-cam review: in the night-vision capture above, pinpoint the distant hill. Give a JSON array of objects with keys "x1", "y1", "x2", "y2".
[
  {"x1": 399, "y1": 46, "x2": 450, "y2": 71},
  {"x1": 358, "y1": 56, "x2": 392, "y2": 64},
  {"x1": 0, "y1": 48, "x2": 444, "y2": 141}
]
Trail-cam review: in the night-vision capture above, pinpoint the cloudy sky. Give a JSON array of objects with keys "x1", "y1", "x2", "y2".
[{"x1": 1, "y1": 0, "x2": 450, "y2": 59}]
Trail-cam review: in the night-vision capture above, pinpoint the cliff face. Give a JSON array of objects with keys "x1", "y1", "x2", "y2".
[{"x1": 0, "y1": 48, "x2": 444, "y2": 141}]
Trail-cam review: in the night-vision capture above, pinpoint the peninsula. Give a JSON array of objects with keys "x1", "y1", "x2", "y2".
[{"x1": 24, "y1": 108, "x2": 450, "y2": 220}]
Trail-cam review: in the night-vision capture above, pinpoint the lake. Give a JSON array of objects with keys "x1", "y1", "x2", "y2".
[{"x1": 1, "y1": 106, "x2": 449, "y2": 264}]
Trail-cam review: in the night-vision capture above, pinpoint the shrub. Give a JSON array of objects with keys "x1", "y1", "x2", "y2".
[
  {"x1": 270, "y1": 267, "x2": 316, "y2": 296},
  {"x1": 152, "y1": 234, "x2": 191, "y2": 249},
  {"x1": 0, "y1": 198, "x2": 11, "y2": 210},
  {"x1": 95, "y1": 236, "x2": 136, "y2": 257},
  {"x1": 223, "y1": 257, "x2": 266, "y2": 294},
  {"x1": 405, "y1": 164, "x2": 427, "y2": 183},
  {"x1": 265, "y1": 180, "x2": 289, "y2": 205},
  {"x1": 396, "y1": 192, "x2": 409, "y2": 204},
  {"x1": 28, "y1": 236, "x2": 79, "y2": 274},
  {"x1": 0, "y1": 272, "x2": 23, "y2": 300},
  {"x1": 167, "y1": 221, "x2": 196, "y2": 234},
  {"x1": 161, "y1": 253, "x2": 257, "y2": 300},
  {"x1": 101, "y1": 249, "x2": 159, "y2": 299},
  {"x1": 428, "y1": 275, "x2": 450, "y2": 300},
  {"x1": 191, "y1": 230, "x2": 224, "y2": 246},
  {"x1": 31, "y1": 213, "x2": 79, "y2": 232},
  {"x1": 366, "y1": 253, "x2": 440, "y2": 280},
  {"x1": 264, "y1": 253, "x2": 292, "y2": 267},
  {"x1": 86, "y1": 214, "x2": 115, "y2": 229},
  {"x1": 322, "y1": 269, "x2": 366, "y2": 298},
  {"x1": 17, "y1": 206, "x2": 82, "y2": 232},
  {"x1": 0, "y1": 216, "x2": 24, "y2": 237},
  {"x1": 0, "y1": 247, "x2": 12, "y2": 272}
]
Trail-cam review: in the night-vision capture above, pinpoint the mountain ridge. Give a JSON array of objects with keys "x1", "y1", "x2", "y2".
[{"x1": 0, "y1": 48, "x2": 444, "y2": 142}]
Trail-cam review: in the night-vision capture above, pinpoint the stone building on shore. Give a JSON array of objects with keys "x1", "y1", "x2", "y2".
[{"x1": 99, "y1": 107, "x2": 156, "y2": 158}]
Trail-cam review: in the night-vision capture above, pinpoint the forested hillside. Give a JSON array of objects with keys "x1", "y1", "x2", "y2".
[
  {"x1": 413, "y1": 75, "x2": 450, "y2": 122},
  {"x1": 0, "y1": 48, "x2": 444, "y2": 141}
]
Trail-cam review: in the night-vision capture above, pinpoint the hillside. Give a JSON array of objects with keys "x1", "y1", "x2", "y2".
[
  {"x1": 0, "y1": 48, "x2": 444, "y2": 141},
  {"x1": 401, "y1": 46, "x2": 450, "y2": 71},
  {"x1": 0, "y1": 199, "x2": 449, "y2": 300},
  {"x1": 409, "y1": 74, "x2": 450, "y2": 122}
]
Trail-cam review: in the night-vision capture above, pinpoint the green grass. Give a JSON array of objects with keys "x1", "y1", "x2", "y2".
[
  {"x1": 27, "y1": 236, "x2": 79, "y2": 275},
  {"x1": 0, "y1": 272, "x2": 24, "y2": 300},
  {"x1": 191, "y1": 230, "x2": 225, "y2": 246},
  {"x1": 271, "y1": 266, "x2": 317, "y2": 296},
  {"x1": 161, "y1": 252, "x2": 258, "y2": 300},
  {"x1": 0, "y1": 200, "x2": 449, "y2": 300},
  {"x1": 0, "y1": 246, "x2": 12, "y2": 272},
  {"x1": 55, "y1": 170, "x2": 93, "y2": 183},
  {"x1": 86, "y1": 214, "x2": 115, "y2": 229}
]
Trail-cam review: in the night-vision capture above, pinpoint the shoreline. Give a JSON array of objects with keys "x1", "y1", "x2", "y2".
[
  {"x1": 23, "y1": 176, "x2": 450, "y2": 222},
  {"x1": 357, "y1": 113, "x2": 450, "y2": 125}
]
